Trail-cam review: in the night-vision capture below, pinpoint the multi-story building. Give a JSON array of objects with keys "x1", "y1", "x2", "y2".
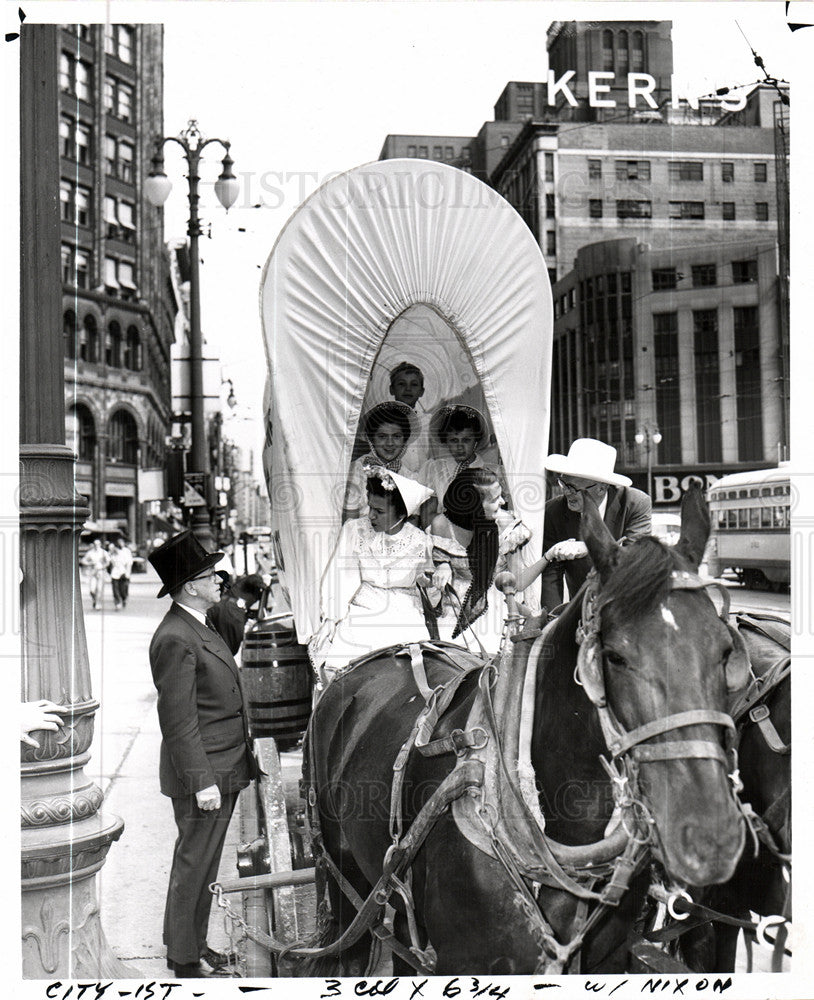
[
  {"x1": 491, "y1": 114, "x2": 778, "y2": 284},
  {"x1": 59, "y1": 23, "x2": 176, "y2": 544},
  {"x1": 550, "y1": 237, "x2": 784, "y2": 503},
  {"x1": 378, "y1": 20, "x2": 789, "y2": 487}
]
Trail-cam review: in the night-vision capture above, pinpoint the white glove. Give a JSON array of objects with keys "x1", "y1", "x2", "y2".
[
  {"x1": 545, "y1": 539, "x2": 589, "y2": 562},
  {"x1": 432, "y1": 562, "x2": 453, "y2": 590}
]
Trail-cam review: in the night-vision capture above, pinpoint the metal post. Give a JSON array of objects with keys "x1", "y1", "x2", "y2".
[{"x1": 19, "y1": 25, "x2": 132, "y2": 978}]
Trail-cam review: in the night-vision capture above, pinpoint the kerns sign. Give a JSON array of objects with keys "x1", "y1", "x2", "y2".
[{"x1": 548, "y1": 71, "x2": 747, "y2": 112}]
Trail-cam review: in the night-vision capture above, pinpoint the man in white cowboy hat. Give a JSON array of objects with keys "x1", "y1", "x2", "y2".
[
  {"x1": 540, "y1": 438, "x2": 652, "y2": 610},
  {"x1": 148, "y1": 530, "x2": 259, "y2": 978}
]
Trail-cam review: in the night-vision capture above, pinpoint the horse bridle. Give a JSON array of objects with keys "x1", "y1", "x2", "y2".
[{"x1": 575, "y1": 569, "x2": 743, "y2": 843}]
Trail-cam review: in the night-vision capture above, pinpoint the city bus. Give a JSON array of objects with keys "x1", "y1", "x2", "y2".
[{"x1": 705, "y1": 464, "x2": 791, "y2": 590}]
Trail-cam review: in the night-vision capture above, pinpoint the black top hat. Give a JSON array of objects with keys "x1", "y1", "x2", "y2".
[{"x1": 149, "y1": 530, "x2": 224, "y2": 598}]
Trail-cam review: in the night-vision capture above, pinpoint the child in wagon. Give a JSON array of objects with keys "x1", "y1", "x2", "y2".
[
  {"x1": 418, "y1": 404, "x2": 498, "y2": 526},
  {"x1": 343, "y1": 401, "x2": 420, "y2": 520}
]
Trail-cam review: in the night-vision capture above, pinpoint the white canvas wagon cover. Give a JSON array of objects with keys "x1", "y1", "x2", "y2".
[{"x1": 260, "y1": 160, "x2": 552, "y2": 640}]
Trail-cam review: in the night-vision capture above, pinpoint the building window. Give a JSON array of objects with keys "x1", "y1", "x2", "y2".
[
  {"x1": 588, "y1": 159, "x2": 602, "y2": 180},
  {"x1": 652, "y1": 267, "x2": 678, "y2": 291},
  {"x1": 83, "y1": 314, "x2": 99, "y2": 362},
  {"x1": 616, "y1": 160, "x2": 650, "y2": 181},
  {"x1": 722, "y1": 202, "x2": 736, "y2": 221},
  {"x1": 61, "y1": 244, "x2": 90, "y2": 288},
  {"x1": 732, "y1": 258, "x2": 758, "y2": 284},
  {"x1": 63, "y1": 310, "x2": 77, "y2": 359},
  {"x1": 60, "y1": 116, "x2": 74, "y2": 157},
  {"x1": 433, "y1": 145, "x2": 442, "y2": 159},
  {"x1": 755, "y1": 202, "x2": 769, "y2": 221},
  {"x1": 544, "y1": 152, "x2": 554, "y2": 183},
  {"x1": 62, "y1": 183, "x2": 91, "y2": 227},
  {"x1": 104, "y1": 198, "x2": 136, "y2": 242},
  {"x1": 118, "y1": 260, "x2": 137, "y2": 295},
  {"x1": 125, "y1": 326, "x2": 143, "y2": 371},
  {"x1": 617, "y1": 200, "x2": 652, "y2": 219},
  {"x1": 67, "y1": 405, "x2": 97, "y2": 462},
  {"x1": 445, "y1": 146, "x2": 454, "y2": 159},
  {"x1": 602, "y1": 29, "x2": 614, "y2": 72},
  {"x1": 60, "y1": 53, "x2": 93, "y2": 101},
  {"x1": 631, "y1": 30, "x2": 644, "y2": 73},
  {"x1": 754, "y1": 162, "x2": 767, "y2": 182},
  {"x1": 546, "y1": 193, "x2": 555, "y2": 219},
  {"x1": 105, "y1": 76, "x2": 134, "y2": 122},
  {"x1": 462, "y1": 146, "x2": 471, "y2": 162},
  {"x1": 108, "y1": 410, "x2": 138, "y2": 464},
  {"x1": 500, "y1": 135, "x2": 510, "y2": 148},
  {"x1": 547, "y1": 267, "x2": 557, "y2": 286},
  {"x1": 721, "y1": 161, "x2": 734, "y2": 183},
  {"x1": 407, "y1": 145, "x2": 416, "y2": 157},
  {"x1": 106, "y1": 321, "x2": 122, "y2": 367},
  {"x1": 733, "y1": 305, "x2": 763, "y2": 460},
  {"x1": 105, "y1": 24, "x2": 134, "y2": 64},
  {"x1": 691, "y1": 263, "x2": 717, "y2": 287},
  {"x1": 589, "y1": 199, "x2": 603, "y2": 219},
  {"x1": 418, "y1": 145, "x2": 428, "y2": 158},
  {"x1": 615, "y1": 29, "x2": 629, "y2": 75},
  {"x1": 693, "y1": 309, "x2": 722, "y2": 463},
  {"x1": 653, "y1": 312, "x2": 681, "y2": 463},
  {"x1": 105, "y1": 135, "x2": 135, "y2": 182},
  {"x1": 668, "y1": 161, "x2": 704, "y2": 182},
  {"x1": 546, "y1": 231, "x2": 556, "y2": 257},
  {"x1": 669, "y1": 201, "x2": 705, "y2": 220}
]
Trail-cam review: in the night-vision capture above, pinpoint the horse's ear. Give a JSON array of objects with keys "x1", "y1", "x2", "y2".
[
  {"x1": 676, "y1": 479, "x2": 710, "y2": 571},
  {"x1": 582, "y1": 494, "x2": 620, "y2": 582}
]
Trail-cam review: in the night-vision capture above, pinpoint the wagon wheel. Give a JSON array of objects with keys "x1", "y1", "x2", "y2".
[{"x1": 253, "y1": 735, "x2": 314, "y2": 976}]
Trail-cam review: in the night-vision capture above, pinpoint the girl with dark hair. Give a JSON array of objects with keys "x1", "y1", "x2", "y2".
[
  {"x1": 429, "y1": 468, "x2": 549, "y2": 652},
  {"x1": 311, "y1": 468, "x2": 439, "y2": 683},
  {"x1": 419, "y1": 405, "x2": 498, "y2": 526},
  {"x1": 343, "y1": 402, "x2": 420, "y2": 519}
]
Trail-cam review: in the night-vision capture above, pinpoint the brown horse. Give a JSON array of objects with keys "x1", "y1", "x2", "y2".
[{"x1": 303, "y1": 485, "x2": 748, "y2": 974}]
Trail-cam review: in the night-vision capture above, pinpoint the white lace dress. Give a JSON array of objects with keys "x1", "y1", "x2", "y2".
[{"x1": 310, "y1": 517, "x2": 434, "y2": 674}]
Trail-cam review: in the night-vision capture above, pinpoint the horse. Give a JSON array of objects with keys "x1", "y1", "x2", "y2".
[
  {"x1": 302, "y1": 484, "x2": 749, "y2": 975},
  {"x1": 670, "y1": 613, "x2": 790, "y2": 972}
]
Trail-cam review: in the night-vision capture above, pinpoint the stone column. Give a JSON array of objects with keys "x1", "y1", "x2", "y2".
[{"x1": 20, "y1": 25, "x2": 134, "y2": 979}]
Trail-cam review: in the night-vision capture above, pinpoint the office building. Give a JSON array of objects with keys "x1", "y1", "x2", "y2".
[{"x1": 59, "y1": 23, "x2": 176, "y2": 544}]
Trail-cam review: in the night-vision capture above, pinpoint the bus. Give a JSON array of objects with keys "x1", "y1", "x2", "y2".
[{"x1": 705, "y1": 464, "x2": 791, "y2": 590}]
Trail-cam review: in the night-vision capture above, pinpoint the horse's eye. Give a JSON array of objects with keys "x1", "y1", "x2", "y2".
[{"x1": 604, "y1": 649, "x2": 627, "y2": 669}]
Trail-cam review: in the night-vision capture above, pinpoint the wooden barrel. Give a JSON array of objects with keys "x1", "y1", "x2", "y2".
[{"x1": 241, "y1": 615, "x2": 313, "y2": 748}]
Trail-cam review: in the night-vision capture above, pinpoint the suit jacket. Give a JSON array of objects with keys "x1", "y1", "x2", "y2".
[
  {"x1": 540, "y1": 486, "x2": 652, "y2": 610},
  {"x1": 149, "y1": 602, "x2": 257, "y2": 798}
]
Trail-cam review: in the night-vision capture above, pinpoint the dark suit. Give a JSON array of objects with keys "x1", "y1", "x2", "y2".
[
  {"x1": 149, "y1": 602, "x2": 257, "y2": 965},
  {"x1": 540, "y1": 486, "x2": 652, "y2": 610}
]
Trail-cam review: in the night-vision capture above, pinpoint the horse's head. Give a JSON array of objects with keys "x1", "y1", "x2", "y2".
[{"x1": 576, "y1": 484, "x2": 747, "y2": 886}]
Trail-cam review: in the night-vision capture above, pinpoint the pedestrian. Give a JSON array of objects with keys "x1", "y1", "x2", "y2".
[
  {"x1": 81, "y1": 538, "x2": 110, "y2": 610},
  {"x1": 540, "y1": 438, "x2": 652, "y2": 610},
  {"x1": 148, "y1": 530, "x2": 259, "y2": 978},
  {"x1": 109, "y1": 536, "x2": 134, "y2": 610}
]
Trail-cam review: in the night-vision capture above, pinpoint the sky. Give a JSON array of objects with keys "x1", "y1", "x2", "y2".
[{"x1": 147, "y1": 1, "x2": 801, "y2": 464}]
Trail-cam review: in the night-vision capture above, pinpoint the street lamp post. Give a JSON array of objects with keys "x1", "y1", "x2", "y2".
[
  {"x1": 144, "y1": 120, "x2": 239, "y2": 547},
  {"x1": 635, "y1": 425, "x2": 663, "y2": 501}
]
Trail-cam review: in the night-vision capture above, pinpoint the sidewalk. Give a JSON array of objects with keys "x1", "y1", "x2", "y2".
[{"x1": 82, "y1": 567, "x2": 255, "y2": 978}]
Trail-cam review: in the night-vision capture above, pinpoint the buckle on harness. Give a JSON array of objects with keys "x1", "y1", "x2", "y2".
[
  {"x1": 749, "y1": 704, "x2": 770, "y2": 724},
  {"x1": 451, "y1": 726, "x2": 489, "y2": 755}
]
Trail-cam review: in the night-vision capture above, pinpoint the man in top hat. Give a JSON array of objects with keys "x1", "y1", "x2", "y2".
[
  {"x1": 148, "y1": 530, "x2": 259, "y2": 978},
  {"x1": 540, "y1": 438, "x2": 652, "y2": 610}
]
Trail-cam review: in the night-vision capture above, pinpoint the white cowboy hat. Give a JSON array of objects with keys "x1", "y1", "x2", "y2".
[
  {"x1": 368, "y1": 467, "x2": 434, "y2": 517},
  {"x1": 544, "y1": 438, "x2": 632, "y2": 488},
  {"x1": 361, "y1": 401, "x2": 420, "y2": 446},
  {"x1": 429, "y1": 404, "x2": 489, "y2": 450}
]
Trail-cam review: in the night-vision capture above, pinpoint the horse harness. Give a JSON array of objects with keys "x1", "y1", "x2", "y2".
[{"x1": 265, "y1": 576, "x2": 782, "y2": 974}]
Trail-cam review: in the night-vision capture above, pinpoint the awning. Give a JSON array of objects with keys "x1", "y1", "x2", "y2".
[{"x1": 82, "y1": 518, "x2": 127, "y2": 535}]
